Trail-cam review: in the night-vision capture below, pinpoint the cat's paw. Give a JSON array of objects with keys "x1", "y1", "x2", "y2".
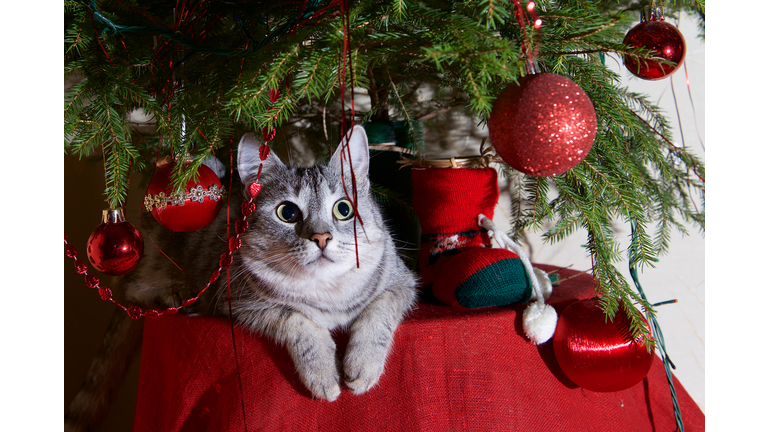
[
  {"x1": 295, "y1": 355, "x2": 342, "y2": 401},
  {"x1": 343, "y1": 344, "x2": 387, "y2": 395},
  {"x1": 290, "y1": 331, "x2": 342, "y2": 401},
  {"x1": 302, "y1": 371, "x2": 342, "y2": 402}
]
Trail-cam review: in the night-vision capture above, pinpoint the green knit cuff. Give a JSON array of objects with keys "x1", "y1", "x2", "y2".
[{"x1": 454, "y1": 258, "x2": 532, "y2": 309}]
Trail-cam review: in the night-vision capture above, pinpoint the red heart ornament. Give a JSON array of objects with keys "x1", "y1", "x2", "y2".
[
  {"x1": 259, "y1": 143, "x2": 271, "y2": 161},
  {"x1": 262, "y1": 127, "x2": 276, "y2": 143},
  {"x1": 247, "y1": 182, "x2": 261, "y2": 199},
  {"x1": 552, "y1": 298, "x2": 654, "y2": 392}
]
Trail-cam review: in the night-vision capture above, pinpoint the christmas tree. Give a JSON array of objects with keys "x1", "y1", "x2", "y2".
[
  {"x1": 65, "y1": 0, "x2": 704, "y2": 338},
  {"x1": 65, "y1": 0, "x2": 705, "y2": 427}
]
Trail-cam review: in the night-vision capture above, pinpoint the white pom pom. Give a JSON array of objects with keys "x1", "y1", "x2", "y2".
[{"x1": 523, "y1": 302, "x2": 558, "y2": 345}]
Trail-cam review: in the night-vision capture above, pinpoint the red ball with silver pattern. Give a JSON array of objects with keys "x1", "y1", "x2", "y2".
[{"x1": 144, "y1": 161, "x2": 226, "y2": 232}]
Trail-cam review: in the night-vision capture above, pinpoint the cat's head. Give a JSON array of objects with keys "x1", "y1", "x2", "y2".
[{"x1": 236, "y1": 126, "x2": 385, "y2": 286}]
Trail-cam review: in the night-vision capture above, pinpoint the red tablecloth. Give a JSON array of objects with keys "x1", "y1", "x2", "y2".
[{"x1": 133, "y1": 265, "x2": 704, "y2": 431}]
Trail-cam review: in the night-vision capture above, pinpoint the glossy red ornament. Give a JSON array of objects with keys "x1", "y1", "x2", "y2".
[
  {"x1": 144, "y1": 161, "x2": 226, "y2": 232},
  {"x1": 552, "y1": 298, "x2": 654, "y2": 392},
  {"x1": 488, "y1": 73, "x2": 597, "y2": 177},
  {"x1": 622, "y1": 9, "x2": 686, "y2": 80},
  {"x1": 87, "y1": 208, "x2": 144, "y2": 276}
]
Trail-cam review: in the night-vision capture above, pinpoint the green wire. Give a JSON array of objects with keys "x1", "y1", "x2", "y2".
[{"x1": 629, "y1": 219, "x2": 684, "y2": 432}]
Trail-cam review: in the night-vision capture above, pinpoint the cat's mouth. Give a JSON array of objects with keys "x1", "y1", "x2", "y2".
[{"x1": 309, "y1": 252, "x2": 335, "y2": 264}]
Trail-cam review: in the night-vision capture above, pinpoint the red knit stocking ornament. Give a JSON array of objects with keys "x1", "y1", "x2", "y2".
[{"x1": 411, "y1": 167, "x2": 532, "y2": 309}]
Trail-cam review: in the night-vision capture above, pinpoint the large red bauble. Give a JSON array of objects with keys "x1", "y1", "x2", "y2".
[
  {"x1": 87, "y1": 208, "x2": 144, "y2": 276},
  {"x1": 552, "y1": 298, "x2": 654, "y2": 392},
  {"x1": 623, "y1": 17, "x2": 686, "y2": 80},
  {"x1": 144, "y1": 162, "x2": 225, "y2": 232},
  {"x1": 488, "y1": 73, "x2": 596, "y2": 177}
]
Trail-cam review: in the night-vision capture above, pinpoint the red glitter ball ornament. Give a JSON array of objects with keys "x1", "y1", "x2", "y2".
[
  {"x1": 144, "y1": 161, "x2": 226, "y2": 232},
  {"x1": 622, "y1": 9, "x2": 686, "y2": 80},
  {"x1": 488, "y1": 73, "x2": 597, "y2": 177},
  {"x1": 552, "y1": 298, "x2": 654, "y2": 392},
  {"x1": 87, "y1": 208, "x2": 144, "y2": 276}
]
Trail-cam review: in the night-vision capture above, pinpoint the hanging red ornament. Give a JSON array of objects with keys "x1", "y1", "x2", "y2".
[
  {"x1": 552, "y1": 298, "x2": 654, "y2": 392},
  {"x1": 488, "y1": 73, "x2": 597, "y2": 177},
  {"x1": 144, "y1": 160, "x2": 226, "y2": 232},
  {"x1": 87, "y1": 208, "x2": 144, "y2": 276},
  {"x1": 247, "y1": 182, "x2": 261, "y2": 199},
  {"x1": 622, "y1": 8, "x2": 686, "y2": 80}
]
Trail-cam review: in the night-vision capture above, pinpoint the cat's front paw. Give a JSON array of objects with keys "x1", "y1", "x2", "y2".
[
  {"x1": 290, "y1": 331, "x2": 342, "y2": 401},
  {"x1": 343, "y1": 343, "x2": 387, "y2": 395},
  {"x1": 303, "y1": 371, "x2": 342, "y2": 402}
]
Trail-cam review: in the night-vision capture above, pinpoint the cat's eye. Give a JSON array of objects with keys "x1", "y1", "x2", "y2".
[
  {"x1": 276, "y1": 202, "x2": 300, "y2": 223},
  {"x1": 333, "y1": 199, "x2": 354, "y2": 221}
]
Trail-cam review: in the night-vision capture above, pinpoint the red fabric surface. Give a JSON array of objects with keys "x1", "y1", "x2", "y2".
[{"x1": 133, "y1": 265, "x2": 704, "y2": 431}]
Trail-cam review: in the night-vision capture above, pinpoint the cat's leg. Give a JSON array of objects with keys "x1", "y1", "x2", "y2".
[
  {"x1": 270, "y1": 311, "x2": 342, "y2": 401},
  {"x1": 343, "y1": 282, "x2": 415, "y2": 395}
]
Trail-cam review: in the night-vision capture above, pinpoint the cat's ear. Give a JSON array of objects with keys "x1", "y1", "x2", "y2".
[
  {"x1": 201, "y1": 154, "x2": 226, "y2": 180},
  {"x1": 237, "y1": 132, "x2": 284, "y2": 186},
  {"x1": 331, "y1": 125, "x2": 369, "y2": 178}
]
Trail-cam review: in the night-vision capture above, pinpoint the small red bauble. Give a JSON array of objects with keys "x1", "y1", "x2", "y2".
[
  {"x1": 144, "y1": 161, "x2": 226, "y2": 232},
  {"x1": 623, "y1": 10, "x2": 686, "y2": 80},
  {"x1": 552, "y1": 298, "x2": 654, "y2": 392},
  {"x1": 489, "y1": 73, "x2": 597, "y2": 177},
  {"x1": 87, "y1": 208, "x2": 144, "y2": 276}
]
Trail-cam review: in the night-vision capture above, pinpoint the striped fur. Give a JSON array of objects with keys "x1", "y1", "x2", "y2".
[{"x1": 66, "y1": 127, "x2": 418, "y2": 429}]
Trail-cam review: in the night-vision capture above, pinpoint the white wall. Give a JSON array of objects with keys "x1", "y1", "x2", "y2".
[
  {"x1": 511, "y1": 12, "x2": 706, "y2": 411},
  {"x1": 416, "y1": 12, "x2": 706, "y2": 412}
]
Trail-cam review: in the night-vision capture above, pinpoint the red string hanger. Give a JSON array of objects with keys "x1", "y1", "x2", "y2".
[
  {"x1": 511, "y1": 0, "x2": 542, "y2": 73},
  {"x1": 335, "y1": 0, "x2": 363, "y2": 267}
]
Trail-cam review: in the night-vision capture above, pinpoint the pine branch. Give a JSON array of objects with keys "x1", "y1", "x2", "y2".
[{"x1": 64, "y1": 0, "x2": 705, "y2": 343}]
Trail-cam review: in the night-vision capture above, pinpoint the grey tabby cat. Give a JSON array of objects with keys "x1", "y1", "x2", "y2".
[{"x1": 66, "y1": 126, "x2": 418, "y2": 431}]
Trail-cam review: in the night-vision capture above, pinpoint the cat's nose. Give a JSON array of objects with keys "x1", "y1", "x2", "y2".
[{"x1": 310, "y1": 233, "x2": 333, "y2": 250}]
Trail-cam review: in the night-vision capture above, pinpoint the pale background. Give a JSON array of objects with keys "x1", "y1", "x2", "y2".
[
  {"x1": 525, "y1": 13, "x2": 707, "y2": 411},
  {"x1": 63, "y1": 11, "x2": 705, "y2": 432}
]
